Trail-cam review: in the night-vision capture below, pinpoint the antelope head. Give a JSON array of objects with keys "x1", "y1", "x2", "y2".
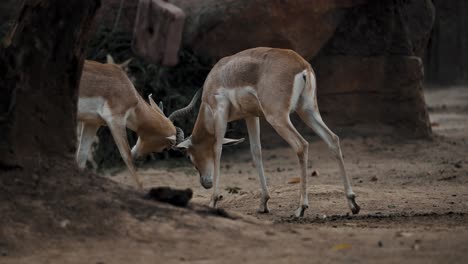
[
  {"x1": 130, "y1": 94, "x2": 186, "y2": 161},
  {"x1": 175, "y1": 92, "x2": 244, "y2": 189}
]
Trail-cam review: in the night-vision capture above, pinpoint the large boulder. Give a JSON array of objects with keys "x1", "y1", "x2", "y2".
[
  {"x1": 171, "y1": 0, "x2": 365, "y2": 61},
  {"x1": 90, "y1": 0, "x2": 365, "y2": 61},
  {"x1": 320, "y1": 0, "x2": 434, "y2": 57},
  {"x1": 170, "y1": 0, "x2": 435, "y2": 138},
  {"x1": 309, "y1": 0, "x2": 434, "y2": 137},
  {"x1": 313, "y1": 55, "x2": 430, "y2": 136}
]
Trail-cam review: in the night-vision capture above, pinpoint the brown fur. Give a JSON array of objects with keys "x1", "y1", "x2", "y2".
[
  {"x1": 201, "y1": 47, "x2": 310, "y2": 113},
  {"x1": 182, "y1": 47, "x2": 359, "y2": 215},
  {"x1": 79, "y1": 60, "x2": 175, "y2": 137},
  {"x1": 77, "y1": 60, "x2": 176, "y2": 188}
]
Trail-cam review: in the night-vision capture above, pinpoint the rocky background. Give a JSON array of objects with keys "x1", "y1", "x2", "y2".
[{"x1": 1, "y1": 0, "x2": 466, "y2": 169}]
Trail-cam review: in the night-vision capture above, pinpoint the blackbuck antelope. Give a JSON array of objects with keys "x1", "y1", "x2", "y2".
[
  {"x1": 77, "y1": 57, "x2": 191, "y2": 189},
  {"x1": 177, "y1": 47, "x2": 360, "y2": 217}
]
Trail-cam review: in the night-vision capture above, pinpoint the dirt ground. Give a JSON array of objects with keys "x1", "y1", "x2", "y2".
[{"x1": 3, "y1": 86, "x2": 468, "y2": 263}]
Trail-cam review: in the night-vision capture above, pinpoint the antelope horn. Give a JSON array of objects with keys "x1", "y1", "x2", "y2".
[
  {"x1": 175, "y1": 126, "x2": 185, "y2": 144},
  {"x1": 168, "y1": 89, "x2": 202, "y2": 122}
]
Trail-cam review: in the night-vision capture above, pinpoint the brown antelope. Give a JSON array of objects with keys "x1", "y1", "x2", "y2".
[
  {"x1": 77, "y1": 56, "x2": 190, "y2": 189},
  {"x1": 176, "y1": 47, "x2": 360, "y2": 217}
]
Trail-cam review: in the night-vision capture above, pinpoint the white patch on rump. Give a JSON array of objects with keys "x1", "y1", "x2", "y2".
[
  {"x1": 309, "y1": 70, "x2": 317, "y2": 100},
  {"x1": 290, "y1": 70, "x2": 307, "y2": 112}
]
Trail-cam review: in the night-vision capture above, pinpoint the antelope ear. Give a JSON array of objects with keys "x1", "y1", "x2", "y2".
[
  {"x1": 106, "y1": 54, "x2": 116, "y2": 64},
  {"x1": 222, "y1": 138, "x2": 245, "y2": 146},
  {"x1": 166, "y1": 135, "x2": 176, "y2": 141},
  {"x1": 176, "y1": 138, "x2": 192, "y2": 149},
  {"x1": 158, "y1": 101, "x2": 164, "y2": 113},
  {"x1": 148, "y1": 94, "x2": 165, "y2": 115},
  {"x1": 119, "y1": 58, "x2": 132, "y2": 69}
]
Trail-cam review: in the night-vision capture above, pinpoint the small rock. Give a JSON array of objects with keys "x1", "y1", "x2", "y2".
[
  {"x1": 311, "y1": 170, "x2": 319, "y2": 177},
  {"x1": 144, "y1": 187, "x2": 193, "y2": 207},
  {"x1": 225, "y1": 186, "x2": 241, "y2": 194},
  {"x1": 370, "y1": 176, "x2": 378, "y2": 182},
  {"x1": 60, "y1": 219, "x2": 70, "y2": 228},
  {"x1": 396, "y1": 231, "x2": 413, "y2": 238},
  {"x1": 378, "y1": 241, "x2": 383, "y2": 247},
  {"x1": 411, "y1": 239, "x2": 422, "y2": 251}
]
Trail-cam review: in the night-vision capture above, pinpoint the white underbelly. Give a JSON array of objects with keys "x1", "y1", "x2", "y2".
[
  {"x1": 220, "y1": 86, "x2": 263, "y2": 121},
  {"x1": 77, "y1": 97, "x2": 106, "y2": 124}
]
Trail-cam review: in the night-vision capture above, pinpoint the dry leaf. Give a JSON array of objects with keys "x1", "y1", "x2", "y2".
[
  {"x1": 287, "y1": 177, "x2": 301, "y2": 184},
  {"x1": 333, "y1": 243, "x2": 352, "y2": 250}
]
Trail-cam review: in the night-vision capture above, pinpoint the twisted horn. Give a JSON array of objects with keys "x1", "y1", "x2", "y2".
[
  {"x1": 175, "y1": 126, "x2": 185, "y2": 144},
  {"x1": 168, "y1": 89, "x2": 202, "y2": 122}
]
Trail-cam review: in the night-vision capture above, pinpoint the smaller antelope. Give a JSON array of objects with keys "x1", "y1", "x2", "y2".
[
  {"x1": 177, "y1": 47, "x2": 360, "y2": 217},
  {"x1": 77, "y1": 56, "x2": 189, "y2": 189}
]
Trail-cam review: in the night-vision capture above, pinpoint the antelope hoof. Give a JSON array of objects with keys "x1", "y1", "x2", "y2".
[
  {"x1": 294, "y1": 204, "x2": 309, "y2": 218},
  {"x1": 257, "y1": 204, "x2": 270, "y2": 214},
  {"x1": 257, "y1": 196, "x2": 270, "y2": 213},
  {"x1": 209, "y1": 194, "x2": 222, "y2": 208},
  {"x1": 347, "y1": 195, "x2": 361, "y2": 215}
]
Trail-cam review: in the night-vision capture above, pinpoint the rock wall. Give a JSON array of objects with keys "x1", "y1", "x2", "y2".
[
  {"x1": 170, "y1": 0, "x2": 365, "y2": 62},
  {"x1": 168, "y1": 0, "x2": 434, "y2": 138},
  {"x1": 310, "y1": 0, "x2": 434, "y2": 137}
]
